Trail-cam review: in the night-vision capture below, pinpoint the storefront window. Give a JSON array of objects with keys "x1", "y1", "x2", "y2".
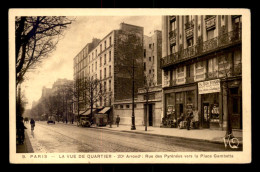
[{"x1": 186, "y1": 90, "x2": 195, "y2": 106}]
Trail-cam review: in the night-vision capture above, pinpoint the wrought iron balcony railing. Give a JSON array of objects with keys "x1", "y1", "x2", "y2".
[
  {"x1": 161, "y1": 28, "x2": 241, "y2": 68},
  {"x1": 185, "y1": 20, "x2": 194, "y2": 30},
  {"x1": 169, "y1": 29, "x2": 177, "y2": 45}
]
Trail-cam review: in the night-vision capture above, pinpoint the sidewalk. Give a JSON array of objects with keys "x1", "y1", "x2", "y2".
[
  {"x1": 16, "y1": 129, "x2": 34, "y2": 153},
  {"x1": 58, "y1": 121, "x2": 243, "y2": 145}
]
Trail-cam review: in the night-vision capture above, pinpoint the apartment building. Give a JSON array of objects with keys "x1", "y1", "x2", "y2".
[
  {"x1": 161, "y1": 15, "x2": 242, "y2": 130},
  {"x1": 73, "y1": 23, "x2": 144, "y2": 122}
]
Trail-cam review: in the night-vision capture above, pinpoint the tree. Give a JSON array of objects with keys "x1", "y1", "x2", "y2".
[
  {"x1": 83, "y1": 76, "x2": 105, "y2": 120},
  {"x1": 15, "y1": 16, "x2": 73, "y2": 86}
]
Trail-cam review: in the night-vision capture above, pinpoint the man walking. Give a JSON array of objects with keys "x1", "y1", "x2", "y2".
[
  {"x1": 186, "y1": 106, "x2": 194, "y2": 130},
  {"x1": 116, "y1": 115, "x2": 120, "y2": 127}
]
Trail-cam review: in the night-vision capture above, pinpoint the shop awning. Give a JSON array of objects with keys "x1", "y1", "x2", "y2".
[
  {"x1": 98, "y1": 107, "x2": 111, "y2": 114},
  {"x1": 81, "y1": 109, "x2": 98, "y2": 116}
]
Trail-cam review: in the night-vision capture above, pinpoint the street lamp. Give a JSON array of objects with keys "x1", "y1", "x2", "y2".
[{"x1": 131, "y1": 58, "x2": 136, "y2": 130}]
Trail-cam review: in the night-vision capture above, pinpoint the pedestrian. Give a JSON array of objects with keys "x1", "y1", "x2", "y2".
[
  {"x1": 177, "y1": 113, "x2": 184, "y2": 127},
  {"x1": 116, "y1": 115, "x2": 120, "y2": 127},
  {"x1": 186, "y1": 108, "x2": 194, "y2": 130},
  {"x1": 30, "y1": 118, "x2": 35, "y2": 131}
]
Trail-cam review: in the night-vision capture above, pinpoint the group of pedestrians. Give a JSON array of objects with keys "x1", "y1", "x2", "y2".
[{"x1": 177, "y1": 106, "x2": 195, "y2": 130}]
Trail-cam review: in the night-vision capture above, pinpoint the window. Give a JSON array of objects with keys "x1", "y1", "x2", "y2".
[
  {"x1": 126, "y1": 105, "x2": 130, "y2": 108},
  {"x1": 109, "y1": 51, "x2": 111, "y2": 62},
  {"x1": 95, "y1": 62, "x2": 97, "y2": 70},
  {"x1": 104, "y1": 41, "x2": 107, "y2": 49},
  {"x1": 149, "y1": 70, "x2": 151, "y2": 74},
  {"x1": 109, "y1": 80, "x2": 111, "y2": 91},
  {"x1": 186, "y1": 64, "x2": 191, "y2": 77},
  {"x1": 95, "y1": 49, "x2": 97, "y2": 57},
  {"x1": 104, "y1": 54, "x2": 106, "y2": 65},
  {"x1": 100, "y1": 56, "x2": 102, "y2": 67},
  {"x1": 153, "y1": 56, "x2": 154, "y2": 62},
  {"x1": 104, "y1": 68, "x2": 106, "y2": 78},
  {"x1": 207, "y1": 29, "x2": 215, "y2": 40},
  {"x1": 109, "y1": 36, "x2": 112, "y2": 46},
  {"x1": 92, "y1": 52, "x2": 94, "y2": 60},
  {"x1": 144, "y1": 49, "x2": 146, "y2": 57},
  {"x1": 104, "y1": 81, "x2": 106, "y2": 92},
  {"x1": 100, "y1": 44, "x2": 102, "y2": 52},
  {"x1": 149, "y1": 44, "x2": 152, "y2": 49},
  {"x1": 120, "y1": 105, "x2": 123, "y2": 109},
  {"x1": 149, "y1": 57, "x2": 151, "y2": 61},
  {"x1": 187, "y1": 38, "x2": 194, "y2": 47},
  {"x1": 100, "y1": 70, "x2": 102, "y2": 80},
  {"x1": 109, "y1": 65, "x2": 111, "y2": 76},
  {"x1": 171, "y1": 45, "x2": 176, "y2": 54},
  {"x1": 144, "y1": 62, "x2": 146, "y2": 71}
]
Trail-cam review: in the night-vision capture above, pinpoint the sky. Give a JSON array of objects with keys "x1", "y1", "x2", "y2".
[{"x1": 21, "y1": 16, "x2": 162, "y2": 109}]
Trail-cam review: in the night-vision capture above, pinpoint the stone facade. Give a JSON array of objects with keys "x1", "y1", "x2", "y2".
[{"x1": 161, "y1": 15, "x2": 242, "y2": 130}]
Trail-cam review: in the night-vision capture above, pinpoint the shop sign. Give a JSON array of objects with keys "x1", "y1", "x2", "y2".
[{"x1": 198, "y1": 79, "x2": 220, "y2": 94}]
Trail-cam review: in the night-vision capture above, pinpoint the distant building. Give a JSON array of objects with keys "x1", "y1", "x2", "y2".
[
  {"x1": 73, "y1": 23, "x2": 144, "y2": 123},
  {"x1": 161, "y1": 15, "x2": 242, "y2": 130}
]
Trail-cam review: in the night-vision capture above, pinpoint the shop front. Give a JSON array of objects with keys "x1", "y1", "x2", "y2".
[
  {"x1": 164, "y1": 84, "x2": 198, "y2": 127},
  {"x1": 198, "y1": 79, "x2": 222, "y2": 129}
]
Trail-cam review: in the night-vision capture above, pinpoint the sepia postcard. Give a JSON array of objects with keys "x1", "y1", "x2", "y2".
[{"x1": 9, "y1": 8, "x2": 251, "y2": 164}]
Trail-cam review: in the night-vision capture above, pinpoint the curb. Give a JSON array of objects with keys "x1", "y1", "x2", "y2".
[
  {"x1": 45, "y1": 122, "x2": 243, "y2": 146},
  {"x1": 25, "y1": 130, "x2": 34, "y2": 153},
  {"x1": 94, "y1": 126, "x2": 243, "y2": 146}
]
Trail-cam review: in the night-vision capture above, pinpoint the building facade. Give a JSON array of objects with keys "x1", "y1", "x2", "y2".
[
  {"x1": 113, "y1": 31, "x2": 163, "y2": 126},
  {"x1": 143, "y1": 30, "x2": 162, "y2": 86},
  {"x1": 161, "y1": 15, "x2": 242, "y2": 130},
  {"x1": 73, "y1": 23, "x2": 144, "y2": 122},
  {"x1": 113, "y1": 85, "x2": 162, "y2": 127}
]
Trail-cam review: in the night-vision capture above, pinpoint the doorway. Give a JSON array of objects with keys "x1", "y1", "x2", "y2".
[
  {"x1": 202, "y1": 103, "x2": 210, "y2": 128},
  {"x1": 148, "y1": 104, "x2": 153, "y2": 126}
]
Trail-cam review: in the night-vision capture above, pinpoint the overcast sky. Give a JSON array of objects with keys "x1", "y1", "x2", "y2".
[{"x1": 21, "y1": 16, "x2": 162, "y2": 109}]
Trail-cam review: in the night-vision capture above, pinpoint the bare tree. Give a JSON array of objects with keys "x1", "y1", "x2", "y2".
[
  {"x1": 83, "y1": 76, "x2": 105, "y2": 121},
  {"x1": 15, "y1": 16, "x2": 73, "y2": 86},
  {"x1": 73, "y1": 77, "x2": 86, "y2": 125}
]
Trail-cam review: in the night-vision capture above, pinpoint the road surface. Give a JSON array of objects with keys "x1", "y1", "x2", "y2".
[{"x1": 25, "y1": 122, "x2": 240, "y2": 153}]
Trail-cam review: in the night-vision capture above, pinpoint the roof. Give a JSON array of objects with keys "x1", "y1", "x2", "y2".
[{"x1": 98, "y1": 107, "x2": 111, "y2": 114}]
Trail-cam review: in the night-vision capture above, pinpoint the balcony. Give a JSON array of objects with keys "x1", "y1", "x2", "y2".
[
  {"x1": 205, "y1": 15, "x2": 216, "y2": 30},
  {"x1": 170, "y1": 16, "x2": 176, "y2": 22},
  {"x1": 233, "y1": 63, "x2": 242, "y2": 76},
  {"x1": 169, "y1": 29, "x2": 177, "y2": 46},
  {"x1": 185, "y1": 20, "x2": 194, "y2": 30},
  {"x1": 161, "y1": 28, "x2": 241, "y2": 68}
]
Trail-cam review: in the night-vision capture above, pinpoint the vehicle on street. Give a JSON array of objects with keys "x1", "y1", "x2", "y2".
[
  {"x1": 47, "y1": 116, "x2": 55, "y2": 124},
  {"x1": 79, "y1": 116, "x2": 92, "y2": 127}
]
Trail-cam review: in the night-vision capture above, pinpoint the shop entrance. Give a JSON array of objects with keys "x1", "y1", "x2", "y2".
[
  {"x1": 144, "y1": 104, "x2": 154, "y2": 126},
  {"x1": 176, "y1": 104, "x2": 183, "y2": 119},
  {"x1": 202, "y1": 103, "x2": 210, "y2": 128},
  {"x1": 229, "y1": 87, "x2": 242, "y2": 129}
]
